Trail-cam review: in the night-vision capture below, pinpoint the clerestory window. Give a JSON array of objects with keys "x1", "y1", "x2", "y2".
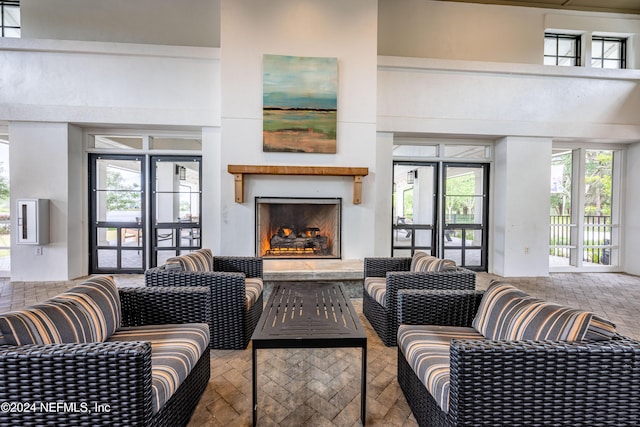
[
  {"x1": 1, "y1": 0, "x2": 20, "y2": 38},
  {"x1": 544, "y1": 33, "x2": 581, "y2": 66},
  {"x1": 592, "y1": 36, "x2": 626, "y2": 69}
]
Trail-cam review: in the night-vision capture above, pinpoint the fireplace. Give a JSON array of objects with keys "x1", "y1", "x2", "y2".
[{"x1": 256, "y1": 197, "x2": 341, "y2": 259}]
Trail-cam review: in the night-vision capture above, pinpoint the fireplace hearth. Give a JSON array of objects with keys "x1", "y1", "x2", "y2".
[{"x1": 256, "y1": 198, "x2": 341, "y2": 259}]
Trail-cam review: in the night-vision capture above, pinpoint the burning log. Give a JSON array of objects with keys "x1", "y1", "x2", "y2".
[{"x1": 268, "y1": 226, "x2": 329, "y2": 255}]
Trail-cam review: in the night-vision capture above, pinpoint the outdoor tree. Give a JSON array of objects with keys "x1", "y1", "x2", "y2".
[
  {"x1": 584, "y1": 150, "x2": 612, "y2": 216},
  {"x1": 550, "y1": 151, "x2": 572, "y2": 216},
  {"x1": 446, "y1": 172, "x2": 475, "y2": 221},
  {"x1": 0, "y1": 165, "x2": 9, "y2": 203},
  {"x1": 106, "y1": 169, "x2": 140, "y2": 211}
]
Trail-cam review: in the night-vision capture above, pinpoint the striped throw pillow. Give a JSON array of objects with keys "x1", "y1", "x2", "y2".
[
  {"x1": 503, "y1": 300, "x2": 593, "y2": 341},
  {"x1": 584, "y1": 314, "x2": 618, "y2": 341},
  {"x1": 0, "y1": 299, "x2": 99, "y2": 345},
  {"x1": 166, "y1": 248, "x2": 214, "y2": 272},
  {"x1": 474, "y1": 281, "x2": 596, "y2": 342},
  {"x1": 425, "y1": 258, "x2": 457, "y2": 272},
  {"x1": 53, "y1": 275, "x2": 122, "y2": 342},
  {"x1": 471, "y1": 281, "x2": 538, "y2": 340},
  {"x1": 410, "y1": 252, "x2": 437, "y2": 272}
]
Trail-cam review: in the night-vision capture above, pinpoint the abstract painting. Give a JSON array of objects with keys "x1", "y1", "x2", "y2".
[{"x1": 263, "y1": 54, "x2": 337, "y2": 153}]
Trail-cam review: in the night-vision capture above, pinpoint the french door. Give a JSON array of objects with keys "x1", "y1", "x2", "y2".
[
  {"x1": 89, "y1": 155, "x2": 145, "y2": 273},
  {"x1": 392, "y1": 161, "x2": 489, "y2": 271},
  {"x1": 89, "y1": 154, "x2": 201, "y2": 274},
  {"x1": 150, "y1": 156, "x2": 202, "y2": 267}
]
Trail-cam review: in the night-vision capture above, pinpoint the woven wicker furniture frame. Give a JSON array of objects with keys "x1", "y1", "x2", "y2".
[
  {"x1": 396, "y1": 289, "x2": 640, "y2": 426},
  {"x1": 363, "y1": 257, "x2": 475, "y2": 346},
  {"x1": 0, "y1": 286, "x2": 211, "y2": 426},
  {"x1": 145, "y1": 256, "x2": 264, "y2": 349}
]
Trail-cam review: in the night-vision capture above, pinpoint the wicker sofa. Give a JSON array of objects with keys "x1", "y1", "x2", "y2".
[
  {"x1": 0, "y1": 276, "x2": 211, "y2": 426},
  {"x1": 145, "y1": 248, "x2": 263, "y2": 349},
  {"x1": 363, "y1": 253, "x2": 476, "y2": 346},
  {"x1": 396, "y1": 281, "x2": 640, "y2": 427}
]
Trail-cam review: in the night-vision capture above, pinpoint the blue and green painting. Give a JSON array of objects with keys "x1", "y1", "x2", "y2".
[{"x1": 263, "y1": 54, "x2": 337, "y2": 153}]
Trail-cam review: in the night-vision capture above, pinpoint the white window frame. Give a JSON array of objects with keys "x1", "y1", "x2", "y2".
[{"x1": 550, "y1": 143, "x2": 624, "y2": 272}]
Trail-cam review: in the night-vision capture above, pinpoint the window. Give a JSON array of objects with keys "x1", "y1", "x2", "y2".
[
  {"x1": 544, "y1": 33, "x2": 581, "y2": 66},
  {"x1": 549, "y1": 148, "x2": 620, "y2": 270},
  {"x1": 1, "y1": 1, "x2": 20, "y2": 38},
  {"x1": 592, "y1": 36, "x2": 626, "y2": 69}
]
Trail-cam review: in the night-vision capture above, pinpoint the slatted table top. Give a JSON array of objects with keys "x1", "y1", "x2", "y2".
[{"x1": 252, "y1": 282, "x2": 367, "y2": 348}]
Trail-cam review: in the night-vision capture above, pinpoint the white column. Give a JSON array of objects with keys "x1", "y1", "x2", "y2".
[{"x1": 492, "y1": 136, "x2": 552, "y2": 277}]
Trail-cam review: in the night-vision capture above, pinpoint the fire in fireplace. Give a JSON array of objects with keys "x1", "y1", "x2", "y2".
[{"x1": 256, "y1": 197, "x2": 341, "y2": 258}]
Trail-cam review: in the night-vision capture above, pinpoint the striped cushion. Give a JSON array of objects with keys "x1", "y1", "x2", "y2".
[
  {"x1": 0, "y1": 276, "x2": 121, "y2": 345},
  {"x1": 473, "y1": 281, "x2": 598, "y2": 342},
  {"x1": 108, "y1": 323, "x2": 210, "y2": 414},
  {"x1": 425, "y1": 258, "x2": 457, "y2": 272},
  {"x1": 166, "y1": 248, "x2": 214, "y2": 272},
  {"x1": 398, "y1": 324, "x2": 485, "y2": 413},
  {"x1": 503, "y1": 300, "x2": 593, "y2": 341},
  {"x1": 0, "y1": 299, "x2": 99, "y2": 345},
  {"x1": 245, "y1": 278, "x2": 264, "y2": 309},
  {"x1": 472, "y1": 281, "x2": 539, "y2": 340},
  {"x1": 410, "y1": 252, "x2": 457, "y2": 272},
  {"x1": 584, "y1": 314, "x2": 618, "y2": 340},
  {"x1": 53, "y1": 275, "x2": 122, "y2": 341},
  {"x1": 164, "y1": 257, "x2": 183, "y2": 270},
  {"x1": 410, "y1": 252, "x2": 437, "y2": 272},
  {"x1": 364, "y1": 277, "x2": 387, "y2": 306}
]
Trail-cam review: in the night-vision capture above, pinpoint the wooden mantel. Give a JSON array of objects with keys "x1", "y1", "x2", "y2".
[{"x1": 227, "y1": 165, "x2": 369, "y2": 204}]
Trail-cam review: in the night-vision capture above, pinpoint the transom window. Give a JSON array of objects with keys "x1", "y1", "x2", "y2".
[
  {"x1": 592, "y1": 36, "x2": 626, "y2": 69},
  {"x1": 544, "y1": 33, "x2": 581, "y2": 66},
  {"x1": 1, "y1": 0, "x2": 20, "y2": 38}
]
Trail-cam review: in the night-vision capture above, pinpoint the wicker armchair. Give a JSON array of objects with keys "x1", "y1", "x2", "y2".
[
  {"x1": 0, "y1": 286, "x2": 211, "y2": 427},
  {"x1": 145, "y1": 255, "x2": 264, "y2": 349},
  {"x1": 363, "y1": 257, "x2": 475, "y2": 346},
  {"x1": 396, "y1": 288, "x2": 640, "y2": 427}
]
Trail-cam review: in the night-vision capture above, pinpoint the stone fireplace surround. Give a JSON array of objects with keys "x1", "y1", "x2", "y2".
[{"x1": 262, "y1": 258, "x2": 364, "y2": 298}]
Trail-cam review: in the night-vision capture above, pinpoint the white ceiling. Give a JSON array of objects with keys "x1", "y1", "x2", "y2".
[{"x1": 436, "y1": 0, "x2": 640, "y2": 15}]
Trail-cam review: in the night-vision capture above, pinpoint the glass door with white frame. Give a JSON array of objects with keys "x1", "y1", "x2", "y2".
[{"x1": 549, "y1": 148, "x2": 618, "y2": 269}]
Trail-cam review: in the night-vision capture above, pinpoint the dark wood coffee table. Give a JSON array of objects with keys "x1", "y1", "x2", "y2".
[{"x1": 251, "y1": 282, "x2": 367, "y2": 426}]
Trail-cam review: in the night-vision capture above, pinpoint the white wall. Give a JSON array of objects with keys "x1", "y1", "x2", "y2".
[
  {"x1": 0, "y1": 38, "x2": 221, "y2": 127},
  {"x1": 21, "y1": 0, "x2": 220, "y2": 48},
  {"x1": 493, "y1": 137, "x2": 553, "y2": 277},
  {"x1": 9, "y1": 122, "x2": 80, "y2": 281},
  {"x1": 217, "y1": 0, "x2": 379, "y2": 258},
  {"x1": 625, "y1": 142, "x2": 640, "y2": 275},
  {"x1": 378, "y1": 0, "x2": 543, "y2": 64},
  {"x1": 377, "y1": 56, "x2": 640, "y2": 141},
  {"x1": 378, "y1": 0, "x2": 640, "y2": 69}
]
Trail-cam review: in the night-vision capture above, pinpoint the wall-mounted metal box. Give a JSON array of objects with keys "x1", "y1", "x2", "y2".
[{"x1": 16, "y1": 199, "x2": 50, "y2": 245}]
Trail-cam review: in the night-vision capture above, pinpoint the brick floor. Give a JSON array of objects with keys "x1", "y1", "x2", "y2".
[{"x1": 1, "y1": 271, "x2": 639, "y2": 426}]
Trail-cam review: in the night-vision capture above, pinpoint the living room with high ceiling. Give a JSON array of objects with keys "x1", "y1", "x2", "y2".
[
  {"x1": 2, "y1": 0, "x2": 640, "y2": 281},
  {"x1": 3, "y1": 0, "x2": 640, "y2": 332},
  {"x1": 1, "y1": 1, "x2": 640, "y2": 426}
]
